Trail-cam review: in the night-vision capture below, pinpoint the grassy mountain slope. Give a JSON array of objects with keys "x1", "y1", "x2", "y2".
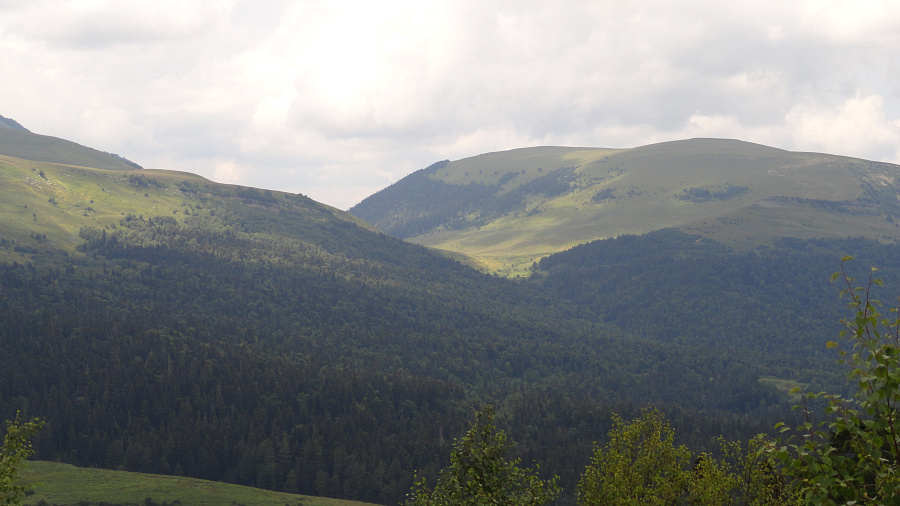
[
  {"x1": 0, "y1": 114, "x2": 29, "y2": 131},
  {"x1": 0, "y1": 153, "x2": 367, "y2": 263},
  {"x1": 0, "y1": 127, "x2": 140, "y2": 171},
  {"x1": 351, "y1": 139, "x2": 900, "y2": 275}
]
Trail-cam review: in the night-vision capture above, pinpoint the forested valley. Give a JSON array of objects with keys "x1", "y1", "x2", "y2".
[
  {"x1": 0, "y1": 191, "x2": 806, "y2": 504},
  {"x1": 4, "y1": 149, "x2": 900, "y2": 503}
]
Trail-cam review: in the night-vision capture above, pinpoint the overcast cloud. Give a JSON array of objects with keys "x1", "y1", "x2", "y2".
[{"x1": 1, "y1": 0, "x2": 899, "y2": 209}]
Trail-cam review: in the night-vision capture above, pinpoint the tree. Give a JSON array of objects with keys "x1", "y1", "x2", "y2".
[
  {"x1": 577, "y1": 408, "x2": 694, "y2": 505},
  {"x1": 578, "y1": 408, "x2": 799, "y2": 505},
  {"x1": 759, "y1": 258, "x2": 900, "y2": 504},
  {"x1": 0, "y1": 412, "x2": 44, "y2": 505},
  {"x1": 406, "y1": 406, "x2": 560, "y2": 505}
]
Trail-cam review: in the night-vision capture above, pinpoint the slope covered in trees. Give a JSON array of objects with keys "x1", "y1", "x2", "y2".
[
  {"x1": 530, "y1": 229, "x2": 900, "y2": 398},
  {"x1": 0, "y1": 213, "x2": 790, "y2": 503},
  {"x1": 535, "y1": 232, "x2": 900, "y2": 354},
  {"x1": 0, "y1": 161, "x2": 797, "y2": 504}
]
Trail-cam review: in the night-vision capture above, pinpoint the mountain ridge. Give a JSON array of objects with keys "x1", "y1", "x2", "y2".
[
  {"x1": 0, "y1": 122, "x2": 142, "y2": 171},
  {"x1": 350, "y1": 138, "x2": 900, "y2": 275},
  {"x1": 0, "y1": 114, "x2": 29, "y2": 131}
]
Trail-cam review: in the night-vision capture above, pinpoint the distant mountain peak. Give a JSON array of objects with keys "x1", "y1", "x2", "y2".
[
  {"x1": 351, "y1": 140, "x2": 900, "y2": 276},
  {"x1": 0, "y1": 115, "x2": 30, "y2": 132}
]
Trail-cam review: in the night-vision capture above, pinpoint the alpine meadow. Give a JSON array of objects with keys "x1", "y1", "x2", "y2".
[{"x1": 5, "y1": 116, "x2": 900, "y2": 505}]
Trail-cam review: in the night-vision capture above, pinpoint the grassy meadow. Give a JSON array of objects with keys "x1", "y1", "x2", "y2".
[
  {"x1": 0, "y1": 153, "x2": 368, "y2": 265},
  {"x1": 0, "y1": 155, "x2": 202, "y2": 258},
  {"x1": 20, "y1": 461, "x2": 380, "y2": 506}
]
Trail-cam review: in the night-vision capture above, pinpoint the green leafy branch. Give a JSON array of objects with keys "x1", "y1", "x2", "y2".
[
  {"x1": 0, "y1": 412, "x2": 44, "y2": 506},
  {"x1": 758, "y1": 257, "x2": 900, "y2": 504}
]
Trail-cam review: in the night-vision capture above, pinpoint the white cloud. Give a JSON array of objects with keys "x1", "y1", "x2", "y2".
[
  {"x1": 785, "y1": 92, "x2": 900, "y2": 160},
  {"x1": 213, "y1": 159, "x2": 243, "y2": 185},
  {"x1": 32, "y1": 0, "x2": 233, "y2": 48}
]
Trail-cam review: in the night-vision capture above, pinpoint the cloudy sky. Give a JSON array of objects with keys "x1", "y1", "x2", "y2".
[{"x1": 1, "y1": 1, "x2": 899, "y2": 210}]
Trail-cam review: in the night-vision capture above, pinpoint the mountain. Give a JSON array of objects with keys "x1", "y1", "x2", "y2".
[
  {"x1": 0, "y1": 147, "x2": 364, "y2": 262},
  {"x1": 350, "y1": 139, "x2": 900, "y2": 275},
  {"x1": 0, "y1": 114, "x2": 29, "y2": 131},
  {"x1": 0, "y1": 120, "x2": 141, "y2": 171},
  {"x1": 0, "y1": 128, "x2": 787, "y2": 503}
]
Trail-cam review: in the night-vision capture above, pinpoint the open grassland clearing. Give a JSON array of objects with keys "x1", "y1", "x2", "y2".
[
  {"x1": 21, "y1": 461, "x2": 379, "y2": 506},
  {"x1": 0, "y1": 156, "x2": 200, "y2": 251}
]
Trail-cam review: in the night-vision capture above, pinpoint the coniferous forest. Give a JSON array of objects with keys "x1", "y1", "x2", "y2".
[{"x1": 0, "y1": 193, "x2": 824, "y2": 504}]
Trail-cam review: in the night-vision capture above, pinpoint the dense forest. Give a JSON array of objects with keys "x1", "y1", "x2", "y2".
[
  {"x1": 535, "y1": 229, "x2": 900, "y2": 362},
  {"x1": 0, "y1": 209, "x2": 800, "y2": 504}
]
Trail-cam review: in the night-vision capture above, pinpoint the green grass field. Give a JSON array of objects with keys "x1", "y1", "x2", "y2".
[{"x1": 20, "y1": 461, "x2": 380, "y2": 506}]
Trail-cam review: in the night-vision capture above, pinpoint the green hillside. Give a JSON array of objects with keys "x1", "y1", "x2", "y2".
[
  {"x1": 0, "y1": 127, "x2": 141, "y2": 171},
  {"x1": 0, "y1": 114, "x2": 29, "y2": 131},
  {"x1": 0, "y1": 153, "x2": 369, "y2": 263},
  {"x1": 350, "y1": 139, "x2": 900, "y2": 275},
  {"x1": 21, "y1": 461, "x2": 376, "y2": 506}
]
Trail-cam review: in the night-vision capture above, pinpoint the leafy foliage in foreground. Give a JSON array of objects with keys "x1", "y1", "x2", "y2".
[
  {"x1": 407, "y1": 406, "x2": 560, "y2": 506},
  {"x1": 0, "y1": 413, "x2": 43, "y2": 505},
  {"x1": 578, "y1": 409, "x2": 800, "y2": 505},
  {"x1": 414, "y1": 406, "x2": 800, "y2": 506},
  {"x1": 760, "y1": 259, "x2": 900, "y2": 504},
  {"x1": 578, "y1": 409, "x2": 693, "y2": 505}
]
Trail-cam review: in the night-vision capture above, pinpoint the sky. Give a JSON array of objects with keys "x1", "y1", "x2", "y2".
[{"x1": 1, "y1": 1, "x2": 900, "y2": 210}]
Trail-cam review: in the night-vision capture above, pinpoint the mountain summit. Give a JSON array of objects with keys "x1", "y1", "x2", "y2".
[
  {"x1": 0, "y1": 116, "x2": 141, "y2": 170},
  {"x1": 351, "y1": 138, "x2": 900, "y2": 275},
  {"x1": 0, "y1": 115, "x2": 29, "y2": 132}
]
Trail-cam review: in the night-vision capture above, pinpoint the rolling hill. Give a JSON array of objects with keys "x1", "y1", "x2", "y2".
[
  {"x1": 350, "y1": 139, "x2": 900, "y2": 275},
  {"x1": 0, "y1": 149, "x2": 365, "y2": 263},
  {"x1": 0, "y1": 114, "x2": 29, "y2": 131},
  {"x1": 0, "y1": 123, "x2": 141, "y2": 171}
]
